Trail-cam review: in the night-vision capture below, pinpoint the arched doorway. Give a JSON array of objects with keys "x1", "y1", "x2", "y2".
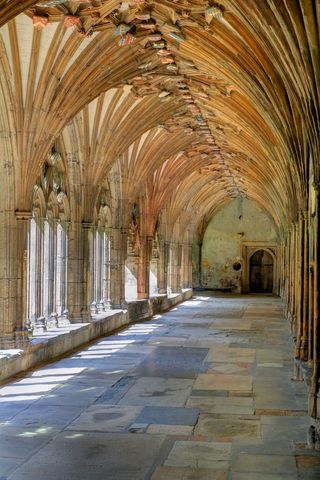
[{"x1": 250, "y1": 250, "x2": 273, "y2": 293}]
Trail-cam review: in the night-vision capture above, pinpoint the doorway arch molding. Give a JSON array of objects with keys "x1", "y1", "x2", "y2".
[{"x1": 241, "y1": 241, "x2": 280, "y2": 295}]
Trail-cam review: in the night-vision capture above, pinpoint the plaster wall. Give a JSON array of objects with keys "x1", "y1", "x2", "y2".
[{"x1": 193, "y1": 198, "x2": 278, "y2": 292}]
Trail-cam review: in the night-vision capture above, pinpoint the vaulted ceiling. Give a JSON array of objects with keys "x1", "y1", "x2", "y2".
[{"x1": 0, "y1": 0, "x2": 319, "y2": 237}]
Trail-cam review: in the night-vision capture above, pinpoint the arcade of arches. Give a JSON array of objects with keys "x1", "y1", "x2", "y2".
[{"x1": 0, "y1": 0, "x2": 320, "y2": 457}]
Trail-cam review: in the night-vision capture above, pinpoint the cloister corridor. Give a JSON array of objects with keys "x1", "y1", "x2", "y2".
[{"x1": 0, "y1": 294, "x2": 318, "y2": 480}]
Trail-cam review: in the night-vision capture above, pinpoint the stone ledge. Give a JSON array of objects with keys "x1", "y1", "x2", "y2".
[{"x1": 0, "y1": 289, "x2": 192, "y2": 383}]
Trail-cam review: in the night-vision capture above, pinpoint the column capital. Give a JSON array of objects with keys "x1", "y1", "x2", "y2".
[
  {"x1": 82, "y1": 221, "x2": 94, "y2": 229},
  {"x1": 15, "y1": 210, "x2": 32, "y2": 221}
]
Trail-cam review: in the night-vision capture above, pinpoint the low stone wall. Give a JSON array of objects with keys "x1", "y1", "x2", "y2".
[{"x1": 0, "y1": 289, "x2": 192, "y2": 383}]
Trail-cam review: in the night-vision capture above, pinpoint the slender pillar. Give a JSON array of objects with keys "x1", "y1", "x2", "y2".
[
  {"x1": 103, "y1": 228, "x2": 111, "y2": 309},
  {"x1": 55, "y1": 222, "x2": 69, "y2": 325}
]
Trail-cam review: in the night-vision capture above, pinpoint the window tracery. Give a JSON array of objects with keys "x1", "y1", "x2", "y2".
[
  {"x1": 90, "y1": 190, "x2": 111, "y2": 313},
  {"x1": 27, "y1": 151, "x2": 70, "y2": 332}
]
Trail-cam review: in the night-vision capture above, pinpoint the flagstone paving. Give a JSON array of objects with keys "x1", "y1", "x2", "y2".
[{"x1": 0, "y1": 293, "x2": 319, "y2": 479}]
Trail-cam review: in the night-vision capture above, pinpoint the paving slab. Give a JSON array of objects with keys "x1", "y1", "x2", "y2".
[
  {"x1": 135, "y1": 346, "x2": 209, "y2": 379},
  {"x1": 195, "y1": 415, "x2": 260, "y2": 440},
  {"x1": 164, "y1": 440, "x2": 231, "y2": 469},
  {"x1": 232, "y1": 453, "x2": 297, "y2": 475},
  {"x1": 136, "y1": 406, "x2": 200, "y2": 426},
  {"x1": 194, "y1": 374, "x2": 252, "y2": 392},
  {"x1": 151, "y1": 465, "x2": 227, "y2": 479},
  {"x1": 118, "y1": 376, "x2": 194, "y2": 406},
  {"x1": 66, "y1": 405, "x2": 142, "y2": 432}
]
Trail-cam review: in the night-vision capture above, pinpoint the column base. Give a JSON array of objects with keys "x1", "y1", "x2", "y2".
[
  {"x1": 0, "y1": 331, "x2": 30, "y2": 349},
  {"x1": 158, "y1": 288, "x2": 167, "y2": 294},
  {"x1": 137, "y1": 292, "x2": 149, "y2": 300},
  {"x1": 110, "y1": 299, "x2": 127, "y2": 310},
  {"x1": 300, "y1": 338, "x2": 309, "y2": 361}
]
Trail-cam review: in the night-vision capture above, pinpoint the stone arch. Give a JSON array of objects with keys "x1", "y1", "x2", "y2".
[
  {"x1": 242, "y1": 242, "x2": 279, "y2": 295},
  {"x1": 249, "y1": 249, "x2": 274, "y2": 293}
]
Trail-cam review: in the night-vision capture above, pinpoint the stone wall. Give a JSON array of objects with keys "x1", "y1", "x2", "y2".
[
  {"x1": 0, "y1": 289, "x2": 192, "y2": 382},
  {"x1": 193, "y1": 199, "x2": 278, "y2": 292}
]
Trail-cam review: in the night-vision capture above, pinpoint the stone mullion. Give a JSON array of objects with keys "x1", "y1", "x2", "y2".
[
  {"x1": 93, "y1": 230, "x2": 99, "y2": 311},
  {"x1": 87, "y1": 225, "x2": 97, "y2": 314},
  {"x1": 35, "y1": 217, "x2": 44, "y2": 324},
  {"x1": 96, "y1": 230, "x2": 105, "y2": 311},
  {"x1": 41, "y1": 218, "x2": 50, "y2": 327},
  {"x1": 55, "y1": 223, "x2": 62, "y2": 318},
  {"x1": 48, "y1": 218, "x2": 57, "y2": 327},
  {"x1": 50, "y1": 219, "x2": 58, "y2": 327},
  {"x1": 55, "y1": 222, "x2": 68, "y2": 324},
  {"x1": 59, "y1": 224, "x2": 68, "y2": 322},
  {"x1": 62, "y1": 224, "x2": 69, "y2": 319},
  {"x1": 103, "y1": 229, "x2": 111, "y2": 309}
]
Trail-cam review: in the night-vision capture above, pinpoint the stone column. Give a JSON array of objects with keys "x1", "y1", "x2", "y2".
[
  {"x1": 300, "y1": 211, "x2": 309, "y2": 360},
  {"x1": 109, "y1": 227, "x2": 127, "y2": 309},
  {"x1": 198, "y1": 241, "x2": 203, "y2": 287},
  {"x1": 291, "y1": 223, "x2": 298, "y2": 333},
  {"x1": 67, "y1": 221, "x2": 92, "y2": 322},
  {"x1": 15, "y1": 211, "x2": 32, "y2": 337},
  {"x1": 170, "y1": 243, "x2": 182, "y2": 294},
  {"x1": 186, "y1": 244, "x2": 193, "y2": 288},
  {"x1": 309, "y1": 187, "x2": 320, "y2": 418},
  {"x1": 157, "y1": 240, "x2": 169, "y2": 294},
  {"x1": 0, "y1": 209, "x2": 31, "y2": 345},
  {"x1": 137, "y1": 235, "x2": 153, "y2": 299},
  {"x1": 181, "y1": 243, "x2": 192, "y2": 288},
  {"x1": 83, "y1": 223, "x2": 96, "y2": 315},
  {"x1": 294, "y1": 215, "x2": 303, "y2": 357}
]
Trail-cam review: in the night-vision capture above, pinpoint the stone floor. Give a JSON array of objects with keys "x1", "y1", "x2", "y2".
[{"x1": 0, "y1": 294, "x2": 319, "y2": 479}]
